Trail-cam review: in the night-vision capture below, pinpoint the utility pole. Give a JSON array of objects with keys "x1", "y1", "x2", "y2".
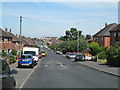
[
  {"x1": 20, "y1": 16, "x2": 22, "y2": 57},
  {"x1": 77, "y1": 23, "x2": 79, "y2": 54}
]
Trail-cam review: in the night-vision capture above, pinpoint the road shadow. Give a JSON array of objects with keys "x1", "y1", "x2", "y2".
[{"x1": 16, "y1": 66, "x2": 34, "y2": 69}]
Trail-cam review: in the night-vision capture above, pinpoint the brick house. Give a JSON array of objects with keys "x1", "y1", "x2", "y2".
[
  {"x1": 5, "y1": 29, "x2": 21, "y2": 51},
  {"x1": 110, "y1": 24, "x2": 120, "y2": 46},
  {"x1": 0, "y1": 28, "x2": 13, "y2": 53},
  {"x1": 93, "y1": 23, "x2": 117, "y2": 48}
]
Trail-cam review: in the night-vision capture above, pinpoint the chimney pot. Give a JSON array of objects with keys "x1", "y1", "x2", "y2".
[
  {"x1": 105, "y1": 23, "x2": 107, "y2": 27},
  {"x1": 9, "y1": 29, "x2": 11, "y2": 33},
  {"x1": 5, "y1": 28, "x2": 7, "y2": 32}
]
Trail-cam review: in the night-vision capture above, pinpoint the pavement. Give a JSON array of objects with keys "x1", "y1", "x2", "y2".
[
  {"x1": 9, "y1": 60, "x2": 41, "y2": 88},
  {"x1": 78, "y1": 61, "x2": 119, "y2": 77}
]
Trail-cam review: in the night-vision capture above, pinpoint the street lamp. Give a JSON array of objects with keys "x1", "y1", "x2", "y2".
[
  {"x1": 20, "y1": 16, "x2": 22, "y2": 57},
  {"x1": 77, "y1": 23, "x2": 79, "y2": 54}
]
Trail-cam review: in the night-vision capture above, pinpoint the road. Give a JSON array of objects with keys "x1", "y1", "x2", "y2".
[{"x1": 20, "y1": 49, "x2": 118, "y2": 88}]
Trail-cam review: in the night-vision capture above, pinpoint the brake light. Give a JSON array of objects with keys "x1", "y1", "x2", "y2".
[
  {"x1": 30, "y1": 59, "x2": 33, "y2": 61},
  {"x1": 18, "y1": 58, "x2": 20, "y2": 61}
]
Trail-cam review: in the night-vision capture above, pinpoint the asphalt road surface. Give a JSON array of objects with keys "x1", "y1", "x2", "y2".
[{"x1": 21, "y1": 50, "x2": 118, "y2": 88}]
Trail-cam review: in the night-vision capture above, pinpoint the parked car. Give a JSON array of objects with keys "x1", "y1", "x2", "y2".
[
  {"x1": 38, "y1": 53, "x2": 43, "y2": 58},
  {"x1": 40, "y1": 51, "x2": 47, "y2": 57},
  {"x1": 0, "y1": 57, "x2": 16, "y2": 89},
  {"x1": 67, "y1": 53, "x2": 76, "y2": 59},
  {"x1": 74, "y1": 54, "x2": 85, "y2": 61},
  {"x1": 23, "y1": 47, "x2": 39, "y2": 62},
  {"x1": 56, "y1": 51, "x2": 62, "y2": 55},
  {"x1": 66, "y1": 52, "x2": 71, "y2": 57},
  {"x1": 18, "y1": 54, "x2": 35, "y2": 68}
]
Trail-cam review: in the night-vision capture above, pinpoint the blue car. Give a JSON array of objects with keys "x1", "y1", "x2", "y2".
[{"x1": 18, "y1": 54, "x2": 35, "y2": 68}]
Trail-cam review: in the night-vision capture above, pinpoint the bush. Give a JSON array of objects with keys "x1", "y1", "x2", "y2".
[
  {"x1": 0, "y1": 52, "x2": 7, "y2": 57},
  {"x1": 11, "y1": 49, "x2": 17, "y2": 55},
  {"x1": 106, "y1": 42, "x2": 120, "y2": 67},
  {"x1": 9, "y1": 55, "x2": 17, "y2": 63},
  {"x1": 98, "y1": 51, "x2": 107, "y2": 59}
]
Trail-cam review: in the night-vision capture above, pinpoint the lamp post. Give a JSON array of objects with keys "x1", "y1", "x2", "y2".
[
  {"x1": 20, "y1": 16, "x2": 22, "y2": 57},
  {"x1": 77, "y1": 23, "x2": 79, "y2": 54}
]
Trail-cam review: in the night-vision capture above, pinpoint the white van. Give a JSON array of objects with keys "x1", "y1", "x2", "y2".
[{"x1": 23, "y1": 47, "x2": 39, "y2": 62}]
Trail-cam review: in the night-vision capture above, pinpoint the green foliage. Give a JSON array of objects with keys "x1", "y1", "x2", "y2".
[
  {"x1": 11, "y1": 49, "x2": 17, "y2": 55},
  {"x1": 85, "y1": 34, "x2": 92, "y2": 40},
  {"x1": 106, "y1": 41, "x2": 120, "y2": 66},
  {"x1": 98, "y1": 51, "x2": 107, "y2": 59},
  {"x1": 0, "y1": 52, "x2": 7, "y2": 57},
  {"x1": 50, "y1": 27, "x2": 88, "y2": 54},
  {"x1": 89, "y1": 42, "x2": 101, "y2": 56},
  {"x1": 59, "y1": 28, "x2": 82, "y2": 41},
  {"x1": 49, "y1": 37, "x2": 88, "y2": 54},
  {"x1": 59, "y1": 36, "x2": 66, "y2": 41}
]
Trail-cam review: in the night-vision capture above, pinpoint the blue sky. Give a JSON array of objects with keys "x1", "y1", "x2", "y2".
[{"x1": 1, "y1": 2, "x2": 118, "y2": 38}]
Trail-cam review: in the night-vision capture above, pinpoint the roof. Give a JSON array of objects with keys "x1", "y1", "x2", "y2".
[
  {"x1": 110, "y1": 24, "x2": 120, "y2": 32},
  {"x1": 93, "y1": 23, "x2": 117, "y2": 37},
  {"x1": 8, "y1": 32, "x2": 21, "y2": 42},
  {"x1": 0, "y1": 28, "x2": 13, "y2": 38},
  {"x1": 48, "y1": 40, "x2": 64, "y2": 45}
]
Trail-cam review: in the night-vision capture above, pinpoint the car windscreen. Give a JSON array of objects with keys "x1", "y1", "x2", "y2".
[
  {"x1": 69, "y1": 53, "x2": 75, "y2": 55},
  {"x1": 24, "y1": 51, "x2": 36, "y2": 56}
]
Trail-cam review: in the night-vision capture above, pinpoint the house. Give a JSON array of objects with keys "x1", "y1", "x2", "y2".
[
  {"x1": 22, "y1": 36, "x2": 35, "y2": 47},
  {"x1": 86, "y1": 38, "x2": 93, "y2": 44},
  {"x1": 110, "y1": 24, "x2": 120, "y2": 46},
  {"x1": 6, "y1": 29, "x2": 21, "y2": 51},
  {"x1": 93, "y1": 23, "x2": 117, "y2": 48},
  {"x1": 0, "y1": 28, "x2": 13, "y2": 53}
]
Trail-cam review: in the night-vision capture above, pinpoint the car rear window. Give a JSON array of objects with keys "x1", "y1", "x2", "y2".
[
  {"x1": 24, "y1": 51, "x2": 36, "y2": 56},
  {"x1": 21, "y1": 55, "x2": 32, "y2": 58},
  {"x1": 77, "y1": 55, "x2": 83, "y2": 57}
]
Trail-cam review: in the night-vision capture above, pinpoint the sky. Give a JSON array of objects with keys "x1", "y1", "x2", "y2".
[{"x1": 1, "y1": 1, "x2": 119, "y2": 38}]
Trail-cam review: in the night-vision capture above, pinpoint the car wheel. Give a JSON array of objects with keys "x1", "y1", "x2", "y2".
[
  {"x1": 30, "y1": 64, "x2": 34, "y2": 68},
  {"x1": 18, "y1": 64, "x2": 21, "y2": 68}
]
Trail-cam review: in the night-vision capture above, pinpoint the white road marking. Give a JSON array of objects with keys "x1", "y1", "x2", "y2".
[{"x1": 45, "y1": 64, "x2": 48, "y2": 67}]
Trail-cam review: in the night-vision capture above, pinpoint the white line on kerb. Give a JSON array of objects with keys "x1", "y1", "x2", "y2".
[{"x1": 19, "y1": 60, "x2": 41, "y2": 89}]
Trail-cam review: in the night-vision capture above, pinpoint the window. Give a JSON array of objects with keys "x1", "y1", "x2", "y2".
[
  {"x1": 114, "y1": 33, "x2": 116, "y2": 37},
  {"x1": 101, "y1": 37, "x2": 104, "y2": 41},
  {"x1": 94, "y1": 37, "x2": 98, "y2": 41},
  {"x1": 118, "y1": 32, "x2": 120, "y2": 37},
  {"x1": 4, "y1": 38, "x2": 8, "y2": 42}
]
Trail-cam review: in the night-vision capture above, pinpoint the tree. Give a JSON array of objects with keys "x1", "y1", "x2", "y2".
[
  {"x1": 59, "y1": 36, "x2": 66, "y2": 41},
  {"x1": 85, "y1": 34, "x2": 92, "y2": 40},
  {"x1": 89, "y1": 42, "x2": 101, "y2": 56},
  {"x1": 58, "y1": 28, "x2": 82, "y2": 41}
]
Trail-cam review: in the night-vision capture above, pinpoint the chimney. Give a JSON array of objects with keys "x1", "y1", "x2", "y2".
[
  {"x1": 9, "y1": 29, "x2": 11, "y2": 33},
  {"x1": 5, "y1": 28, "x2": 8, "y2": 32},
  {"x1": 16, "y1": 34, "x2": 18, "y2": 37},
  {"x1": 105, "y1": 23, "x2": 107, "y2": 27}
]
